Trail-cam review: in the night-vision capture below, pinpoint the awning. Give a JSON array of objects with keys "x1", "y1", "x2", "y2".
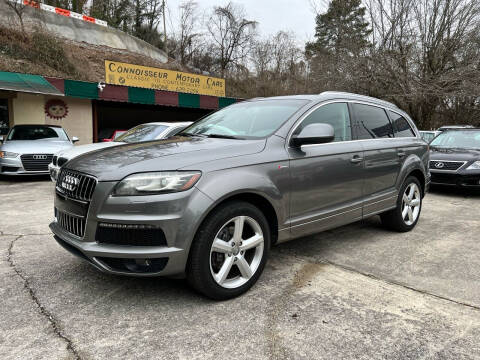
[{"x1": 0, "y1": 71, "x2": 64, "y2": 96}]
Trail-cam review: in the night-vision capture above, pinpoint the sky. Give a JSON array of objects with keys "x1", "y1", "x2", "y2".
[{"x1": 166, "y1": 0, "x2": 330, "y2": 45}]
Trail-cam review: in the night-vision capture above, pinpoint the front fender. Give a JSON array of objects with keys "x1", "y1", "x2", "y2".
[{"x1": 194, "y1": 165, "x2": 289, "y2": 230}]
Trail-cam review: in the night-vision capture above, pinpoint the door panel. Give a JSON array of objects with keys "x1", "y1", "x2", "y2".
[
  {"x1": 362, "y1": 140, "x2": 401, "y2": 196},
  {"x1": 288, "y1": 141, "x2": 364, "y2": 238},
  {"x1": 350, "y1": 103, "x2": 401, "y2": 212}
]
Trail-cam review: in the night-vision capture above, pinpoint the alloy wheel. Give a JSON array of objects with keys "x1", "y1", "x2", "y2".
[
  {"x1": 401, "y1": 183, "x2": 421, "y2": 226},
  {"x1": 209, "y1": 216, "x2": 264, "y2": 289}
]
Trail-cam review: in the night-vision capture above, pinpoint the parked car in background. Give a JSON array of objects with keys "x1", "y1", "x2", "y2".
[
  {"x1": 0, "y1": 124, "x2": 77, "y2": 176},
  {"x1": 420, "y1": 130, "x2": 439, "y2": 143},
  {"x1": 429, "y1": 128, "x2": 480, "y2": 188},
  {"x1": 102, "y1": 130, "x2": 127, "y2": 142},
  {"x1": 50, "y1": 92, "x2": 429, "y2": 300},
  {"x1": 437, "y1": 125, "x2": 474, "y2": 132},
  {"x1": 49, "y1": 122, "x2": 192, "y2": 181}
]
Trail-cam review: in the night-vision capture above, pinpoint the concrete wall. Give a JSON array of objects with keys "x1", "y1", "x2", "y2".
[
  {"x1": 11, "y1": 93, "x2": 93, "y2": 145},
  {"x1": 0, "y1": 2, "x2": 168, "y2": 63},
  {"x1": 45, "y1": 97, "x2": 93, "y2": 145},
  {"x1": 11, "y1": 93, "x2": 45, "y2": 125}
]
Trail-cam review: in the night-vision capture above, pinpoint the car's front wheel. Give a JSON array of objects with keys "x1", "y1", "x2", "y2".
[
  {"x1": 187, "y1": 201, "x2": 270, "y2": 300},
  {"x1": 381, "y1": 176, "x2": 423, "y2": 232}
]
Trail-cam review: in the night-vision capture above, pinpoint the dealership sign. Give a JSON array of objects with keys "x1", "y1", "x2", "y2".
[{"x1": 105, "y1": 60, "x2": 225, "y2": 97}]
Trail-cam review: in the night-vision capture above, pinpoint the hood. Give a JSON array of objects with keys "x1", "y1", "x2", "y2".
[
  {"x1": 66, "y1": 136, "x2": 266, "y2": 181},
  {"x1": 430, "y1": 147, "x2": 480, "y2": 162},
  {"x1": 55, "y1": 141, "x2": 121, "y2": 159},
  {"x1": 0, "y1": 140, "x2": 73, "y2": 154}
]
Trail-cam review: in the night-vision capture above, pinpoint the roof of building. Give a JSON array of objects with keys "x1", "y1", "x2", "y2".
[{"x1": 0, "y1": 72, "x2": 63, "y2": 96}]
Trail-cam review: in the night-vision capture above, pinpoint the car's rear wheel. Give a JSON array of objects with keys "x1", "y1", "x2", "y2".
[
  {"x1": 381, "y1": 176, "x2": 422, "y2": 232},
  {"x1": 187, "y1": 201, "x2": 270, "y2": 300}
]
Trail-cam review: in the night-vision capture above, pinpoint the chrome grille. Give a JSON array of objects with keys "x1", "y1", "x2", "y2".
[
  {"x1": 429, "y1": 160, "x2": 465, "y2": 171},
  {"x1": 21, "y1": 154, "x2": 53, "y2": 171},
  {"x1": 55, "y1": 208, "x2": 85, "y2": 238},
  {"x1": 56, "y1": 169, "x2": 97, "y2": 201}
]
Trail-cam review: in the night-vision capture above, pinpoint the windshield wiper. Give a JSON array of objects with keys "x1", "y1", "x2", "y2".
[{"x1": 205, "y1": 134, "x2": 243, "y2": 140}]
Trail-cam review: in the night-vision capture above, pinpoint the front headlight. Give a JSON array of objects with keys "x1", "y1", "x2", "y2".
[
  {"x1": 112, "y1": 171, "x2": 201, "y2": 196},
  {"x1": 466, "y1": 161, "x2": 480, "y2": 170},
  {"x1": 0, "y1": 151, "x2": 19, "y2": 159}
]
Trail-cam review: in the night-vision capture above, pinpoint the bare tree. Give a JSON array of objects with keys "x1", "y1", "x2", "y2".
[
  {"x1": 205, "y1": 2, "x2": 257, "y2": 77},
  {"x1": 367, "y1": 0, "x2": 480, "y2": 128},
  {"x1": 250, "y1": 31, "x2": 307, "y2": 96},
  {"x1": 171, "y1": 0, "x2": 202, "y2": 65},
  {"x1": 3, "y1": 0, "x2": 28, "y2": 33}
]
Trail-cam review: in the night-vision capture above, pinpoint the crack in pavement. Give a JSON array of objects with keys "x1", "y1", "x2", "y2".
[
  {"x1": 7, "y1": 235, "x2": 82, "y2": 360},
  {"x1": 265, "y1": 251, "x2": 480, "y2": 360},
  {"x1": 277, "y1": 250, "x2": 480, "y2": 311}
]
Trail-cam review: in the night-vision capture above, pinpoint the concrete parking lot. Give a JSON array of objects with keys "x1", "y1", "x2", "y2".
[{"x1": 1, "y1": 176, "x2": 480, "y2": 360}]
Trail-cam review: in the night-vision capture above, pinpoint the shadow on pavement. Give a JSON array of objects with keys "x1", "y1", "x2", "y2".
[
  {"x1": 0, "y1": 174, "x2": 51, "y2": 184},
  {"x1": 429, "y1": 184, "x2": 480, "y2": 198}
]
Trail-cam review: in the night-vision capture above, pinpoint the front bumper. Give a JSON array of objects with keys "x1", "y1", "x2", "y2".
[
  {"x1": 0, "y1": 157, "x2": 49, "y2": 175},
  {"x1": 50, "y1": 181, "x2": 214, "y2": 277},
  {"x1": 430, "y1": 170, "x2": 480, "y2": 188}
]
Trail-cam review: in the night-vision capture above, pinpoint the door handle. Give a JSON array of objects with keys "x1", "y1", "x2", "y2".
[
  {"x1": 350, "y1": 155, "x2": 363, "y2": 164},
  {"x1": 397, "y1": 151, "x2": 407, "y2": 158}
]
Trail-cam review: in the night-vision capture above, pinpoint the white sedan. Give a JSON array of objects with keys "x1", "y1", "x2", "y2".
[{"x1": 49, "y1": 121, "x2": 192, "y2": 181}]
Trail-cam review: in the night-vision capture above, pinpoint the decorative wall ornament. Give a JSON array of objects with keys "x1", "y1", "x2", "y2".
[{"x1": 45, "y1": 99, "x2": 68, "y2": 119}]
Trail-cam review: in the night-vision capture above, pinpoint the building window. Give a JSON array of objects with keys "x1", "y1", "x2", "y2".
[{"x1": 0, "y1": 99, "x2": 9, "y2": 135}]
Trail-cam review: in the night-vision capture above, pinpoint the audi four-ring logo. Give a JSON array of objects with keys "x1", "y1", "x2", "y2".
[
  {"x1": 33, "y1": 155, "x2": 48, "y2": 160},
  {"x1": 434, "y1": 162, "x2": 445, "y2": 169},
  {"x1": 61, "y1": 175, "x2": 80, "y2": 191}
]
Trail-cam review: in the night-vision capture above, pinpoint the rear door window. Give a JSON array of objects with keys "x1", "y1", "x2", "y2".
[
  {"x1": 388, "y1": 111, "x2": 416, "y2": 137},
  {"x1": 294, "y1": 102, "x2": 352, "y2": 142},
  {"x1": 352, "y1": 104, "x2": 394, "y2": 139}
]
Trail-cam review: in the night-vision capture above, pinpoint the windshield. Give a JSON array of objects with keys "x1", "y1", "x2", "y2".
[
  {"x1": 430, "y1": 130, "x2": 480, "y2": 149},
  {"x1": 7, "y1": 126, "x2": 68, "y2": 141},
  {"x1": 181, "y1": 99, "x2": 308, "y2": 139},
  {"x1": 115, "y1": 124, "x2": 168, "y2": 143}
]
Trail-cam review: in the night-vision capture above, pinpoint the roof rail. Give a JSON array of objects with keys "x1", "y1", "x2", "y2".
[{"x1": 319, "y1": 91, "x2": 398, "y2": 109}]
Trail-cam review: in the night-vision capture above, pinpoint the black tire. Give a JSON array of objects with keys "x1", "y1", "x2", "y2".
[
  {"x1": 381, "y1": 176, "x2": 423, "y2": 232},
  {"x1": 187, "y1": 201, "x2": 271, "y2": 300}
]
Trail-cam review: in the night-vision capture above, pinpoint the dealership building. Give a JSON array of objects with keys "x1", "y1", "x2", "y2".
[{"x1": 0, "y1": 70, "x2": 238, "y2": 144}]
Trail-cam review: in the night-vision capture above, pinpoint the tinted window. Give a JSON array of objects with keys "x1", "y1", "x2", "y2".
[
  {"x1": 7, "y1": 126, "x2": 68, "y2": 141},
  {"x1": 182, "y1": 99, "x2": 308, "y2": 139},
  {"x1": 388, "y1": 111, "x2": 415, "y2": 137},
  {"x1": 353, "y1": 104, "x2": 393, "y2": 139},
  {"x1": 294, "y1": 102, "x2": 352, "y2": 142}
]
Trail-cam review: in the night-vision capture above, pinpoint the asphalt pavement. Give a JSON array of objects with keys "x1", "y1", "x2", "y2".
[{"x1": 1, "y1": 176, "x2": 479, "y2": 359}]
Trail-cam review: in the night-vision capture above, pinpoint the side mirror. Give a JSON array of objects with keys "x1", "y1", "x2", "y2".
[
  {"x1": 72, "y1": 136, "x2": 79, "y2": 143},
  {"x1": 291, "y1": 123, "x2": 335, "y2": 147},
  {"x1": 0, "y1": 135, "x2": 4, "y2": 143}
]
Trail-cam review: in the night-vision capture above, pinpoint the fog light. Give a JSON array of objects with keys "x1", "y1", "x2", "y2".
[{"x1": 135, "y1": 259, "x2": 152, "y2": 266}]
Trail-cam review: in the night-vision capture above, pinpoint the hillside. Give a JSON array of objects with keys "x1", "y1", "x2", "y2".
[{"x1": 0, "y1": 24, "x2": 189, "y2": 84}]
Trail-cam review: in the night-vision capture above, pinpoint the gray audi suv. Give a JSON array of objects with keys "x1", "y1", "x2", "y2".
[{"x1": 50, "y1": 92, "x2": 430, "y2": 299}]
